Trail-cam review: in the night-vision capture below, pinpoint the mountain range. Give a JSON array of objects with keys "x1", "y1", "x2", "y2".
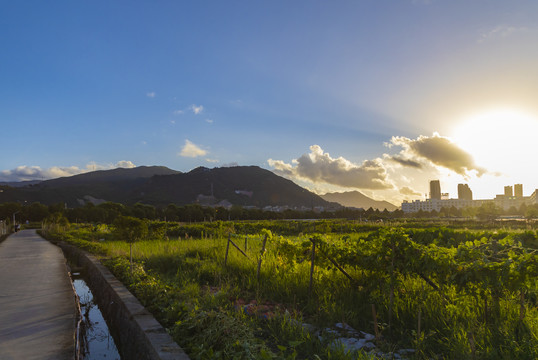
[
  {"x1": 320, "y1": 191, "x2": 397, "y2": 211},
  {"x1": 0, "y1": 165, "x2": 397, "y2": 210}
]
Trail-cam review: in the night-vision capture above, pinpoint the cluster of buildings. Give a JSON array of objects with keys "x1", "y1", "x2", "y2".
[{"x1": 401, "y1": 180, "x2": 538, "y2": 214}]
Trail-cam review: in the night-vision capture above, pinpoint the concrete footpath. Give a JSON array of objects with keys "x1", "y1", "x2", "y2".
[{"x1": 0, "y1": 230, "x2": 76, "y2": 360}]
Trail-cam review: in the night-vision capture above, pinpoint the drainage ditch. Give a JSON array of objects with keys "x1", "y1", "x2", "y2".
[
  {"x1": 71, "y1": 269, "x2": 122, "y2": 359},
  {"x1": 57, "y1": 241, "x2": 189, "y2": 360}
]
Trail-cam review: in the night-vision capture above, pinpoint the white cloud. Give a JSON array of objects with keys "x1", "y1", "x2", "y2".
[
  {"x1": 0, "y1": 165, "x2": 78, "y2": 182},
  {"x1": 478, "y1": 25, "x2": 530, "y2": 43},
  {"x1": 400, "y1": 186, "x2": 422, "y2": 197},
  {"x1": 0, "y1": 161, "x2": 137, "y2": 182},
  {"x1": 115, "y1": 160, "x2": 136, "y2": 169},
  {"x1": 268, "y1": 145, "x2": 393, "y2": 190},
  {"x1": 265, "y1": 135, "x2": 494, "y2": 204},
  {"x1": 179, "y1": 140, "x2": 208, "y2": 158},
  {"x1": 205, "y1": 119, "x2": 213, "y2": 124},
  {"x1": 221, "y1": 162, "x2": 239, "y2": 168},
  {"x1": 205, "y1": 158, "x2": 219, "y2": 163},
  {"x1": 173, "y1": 110, "x2": 184, "y2": 115},
  {"x1": 190, "y1": 104, "x2": 204, "y2": 115},
  {"x1": 146, "y1": 92, "x2": 156, "y2": 98},
  {"x1": 386, "y1": 133, "x2": 487, "y2": 177}
]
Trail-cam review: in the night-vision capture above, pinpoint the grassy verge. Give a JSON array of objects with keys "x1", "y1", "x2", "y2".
[
  {"x1": 43, "y1": 228, "x2": 372, "y2": 359},
  {"x1": 41, "y1": 223, "x2": 538, "y2": 359}
]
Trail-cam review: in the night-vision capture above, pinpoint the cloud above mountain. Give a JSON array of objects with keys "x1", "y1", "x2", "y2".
[
  {"x1": 0, "y1": 161, "x2": 136, "y2": 182},
  {"x1": 179, "y1": 140, "x2": 207, "y2": 158},
  {"x1": 268, "y1": 145, "x2": 393, "y2": 190}
]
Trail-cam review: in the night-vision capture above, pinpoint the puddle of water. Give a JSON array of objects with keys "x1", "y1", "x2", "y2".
[{"x1": 72, "y1": 274, "x2": 121, "y2": 360}]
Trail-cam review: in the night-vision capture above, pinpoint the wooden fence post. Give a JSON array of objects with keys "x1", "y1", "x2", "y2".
[
  {"x1": 256, "y1": 234, "x2": 268, "y2": 281},
  {"x1": 519, "y1": 289, "x2": 525, "y2": 321},
  {"x1": 371, "y1": 304, "x2": 380, "y2": 340},
  {"x1": 229, "y1": 238, "x2": 251, "y2": 260},
  {"x1": 309, "y1": 238, "x2": 316, "y2": 295},
  {"x1": 224, "y1": 232, "x2": 231, "y2": 267},
  {"x1": 417, "y1": 307, "x2": 422, "y2": 341},
  {"x1": 389, "y1": 241, "x2": 395, "y2": 333},
  {"x1": 468, "y1": 332, "x2": 476, "y2": 358}
]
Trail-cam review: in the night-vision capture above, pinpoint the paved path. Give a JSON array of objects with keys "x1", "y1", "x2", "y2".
[{"x1": 0, "y1": 230, "x2": 76, "y2": 360}]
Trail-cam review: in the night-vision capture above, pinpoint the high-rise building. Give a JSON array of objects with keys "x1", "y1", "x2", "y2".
[
  {"x1": 514, "y1": 184, "x2": 523, "y2": 197},
  {"x1": 402, "y1": 182, "x2": 533, "y2": 213},
  {"x1": 458, "y1": 184, "x2": 473, "y2": 200},
  {"x1": 430, "y1": 180, "x2": 441, "y2": 200}
]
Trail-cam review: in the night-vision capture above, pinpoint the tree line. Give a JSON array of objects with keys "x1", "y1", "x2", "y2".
[
  {"x1": 1, "y1": 201, "x2": 403, "y2": 224},
  {"x1": 1, "y1": 200, "x2": 536, "y2": 226}
]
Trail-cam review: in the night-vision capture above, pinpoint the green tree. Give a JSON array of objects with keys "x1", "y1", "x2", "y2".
[
  {"x1": 230, "y1": 205, "x2": 245, "y2": 220},
  {"x1": 148, "y1": 221, "x2": 167, "y2": 240},
  {"x1": 448, "y1": 206, "x2": 461, "y2": 217},
  {"x1": 476, "y1": 202, "x2": 500, "y2": 220},
  {"x1": 43, "y1": 212, "x2": 70, "y2": 233},
  {"x1": 113, "y1": 215, "x2": 148, "y2": 273},
  {"x1": 525, "y1": 205, "x2": 538, "y2": 220},
  {"x1": 519, "y1": 203, "x2": 528, "y2": 216},
  {"x1": 98, "y1": 202, "x2": 126, "y2": 223},
  {"x1": 164, "y1": 204, "x2": 180, "y2": 222},
  {"x1": 462, "y1": 206, "x2": 477, "y2": 218},
  {"x1": 27, "y1": 202, "x2": 49, "y2": 222},
  {"x1": 131, "y1": 203, "x2": 156, "y2": 220}
]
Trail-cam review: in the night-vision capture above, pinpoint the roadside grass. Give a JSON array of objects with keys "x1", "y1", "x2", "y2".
[{"x1": 43, "y1": 223, "x2": 538, "y2": 359}]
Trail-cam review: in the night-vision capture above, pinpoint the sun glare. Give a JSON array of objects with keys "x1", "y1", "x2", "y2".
[{"x1": 451, "y1": 109, "x2": 538, "y2": 173}]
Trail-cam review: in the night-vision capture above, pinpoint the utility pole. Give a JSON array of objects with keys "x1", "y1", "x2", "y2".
[{"x1": 13, "y1": 211, "x2": 20, "y2": 232}]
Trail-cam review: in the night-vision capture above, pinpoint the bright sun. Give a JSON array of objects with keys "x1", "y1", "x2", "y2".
[{"x1": 450, "y1": 108, "x2": 538, "y2": 173}]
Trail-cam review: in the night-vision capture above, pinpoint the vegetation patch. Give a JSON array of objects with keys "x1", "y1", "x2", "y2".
[{"x1": 41, "y1": 219, "x2": 538, "y2": 359}]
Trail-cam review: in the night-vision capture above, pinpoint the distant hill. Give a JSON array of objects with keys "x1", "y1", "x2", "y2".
[
  {"x1": 134, "y1": 166, "x2": 334, "y2": 208},
  {"x1": 0, "y1": 180, "x2": 42, "y2": 187},
  {"x1": 40, "y1": 165, "x2": 180, "y2": 187},
  {"x1": 0, "y1": 166, "x2": 181, "y2": 206},
  {"x1": 320, "y1": 191, "x2": 397, "y2": 211},
  {"x1": 0, "y1": 165, "x2": 337, "y2": 210}
]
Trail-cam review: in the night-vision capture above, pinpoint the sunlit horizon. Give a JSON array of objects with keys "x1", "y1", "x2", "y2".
[
  {"x1": 444, "y1": 108, "x2": 538, "y2": 201},
  {"x1": 2, "y1": 2, "x2": 538, "y2": 207}
]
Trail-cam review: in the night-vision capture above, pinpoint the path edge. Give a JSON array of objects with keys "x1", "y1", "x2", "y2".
[{"x1": 56, "y1": 242, "x2": 190, "y2": 360}]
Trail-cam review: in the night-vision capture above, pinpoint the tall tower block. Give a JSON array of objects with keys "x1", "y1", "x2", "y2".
[
  {"x1": 458, "y1": 184, "x2": 473, "y2": 200},
  {"x1": 514, "y1": 184, "x2": 523, "y2": 197},
  {"x1": 430, "y1": 180, "x2": 441, "y2": 200}
]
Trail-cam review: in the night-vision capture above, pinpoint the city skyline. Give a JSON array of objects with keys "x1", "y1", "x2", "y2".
[
  {"x1": 428, "y1": 180, "x2": 532, "y2": 201},
  {"x1": 402, "y1": 179, "x2": 538, "y2": 214},
  {"x1": 2, "y1": 1, "x2": 538, "y2": 204}
]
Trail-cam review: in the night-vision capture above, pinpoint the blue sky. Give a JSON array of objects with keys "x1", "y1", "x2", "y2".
[{"x1": 2, "y1": 1, "x2": 538, "y2": 204}]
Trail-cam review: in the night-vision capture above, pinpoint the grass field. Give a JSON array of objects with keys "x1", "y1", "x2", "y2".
[{"x1": 43, "y1": 220, "x2": 538, "y2": 359}]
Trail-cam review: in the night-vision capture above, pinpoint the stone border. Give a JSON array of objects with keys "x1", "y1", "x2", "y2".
[
  {"x1": 58, "y1": 243, "x2": 190, "y2": 360},
  {"x1": 0, "y1": 233, "x2": 10, "y2": 244}
]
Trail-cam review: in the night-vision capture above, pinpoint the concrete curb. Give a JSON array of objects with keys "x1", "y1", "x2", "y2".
[{"x1": 58, "y1": 243, "x2": 190, "y2": 360}]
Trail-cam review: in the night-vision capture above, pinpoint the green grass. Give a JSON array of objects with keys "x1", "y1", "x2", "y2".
[{"x1": 43, "y1": 222, "x2": 538, "y2": 359}]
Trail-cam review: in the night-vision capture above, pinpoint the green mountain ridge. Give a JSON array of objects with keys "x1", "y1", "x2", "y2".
[
  {"x1": 40, "y1": 165, "x2": 180, "y2": 187},
  {"x1": 0, "y1": 165, "x2": 338, "y2": 210},
  {"x1": 133, "y1": 166, "x2": 334, "y2": 208}
]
